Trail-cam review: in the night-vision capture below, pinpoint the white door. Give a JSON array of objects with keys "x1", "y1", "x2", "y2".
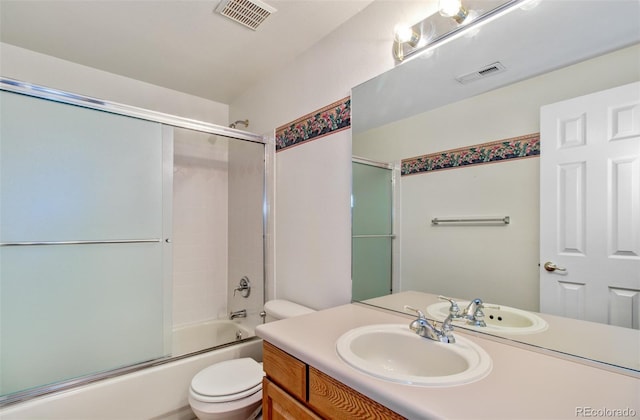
[{"x1": 540, "y1": 82, "x2": 640, "y2": 329}]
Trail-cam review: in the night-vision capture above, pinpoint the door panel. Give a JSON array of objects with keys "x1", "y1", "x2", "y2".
[
  {"x1": 351, "y1": 161, "x2": 394, "y2": 301},
  {"x1": 540, "y1": 82, "x2": 640, "y2": 328}
]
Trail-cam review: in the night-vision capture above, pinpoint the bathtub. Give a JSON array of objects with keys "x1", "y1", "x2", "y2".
[{"x1": 0, "y1": 320, "x2": 262, "y2": 420}]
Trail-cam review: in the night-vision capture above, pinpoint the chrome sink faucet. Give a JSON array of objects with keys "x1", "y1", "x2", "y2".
[
  {"x1": 404, "y1": 305, "x2": 455, "y2": 343},
  {"x1": 439, "y1": 296, "x2": 487, "y2": 327}
]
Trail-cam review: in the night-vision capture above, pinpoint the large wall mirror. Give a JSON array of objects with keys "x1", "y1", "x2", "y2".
[{"x1": 351, "y1": 0, "x2": 640, "y2": 373}]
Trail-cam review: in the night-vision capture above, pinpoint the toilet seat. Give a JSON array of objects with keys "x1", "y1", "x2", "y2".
[{"x1": 190, "y1": 358, "x2": 263, "y2": 404}]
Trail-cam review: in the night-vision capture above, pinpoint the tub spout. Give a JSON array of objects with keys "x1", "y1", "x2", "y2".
[{"x1": 230, "y1": 309, "x2": 247, "y2": 320}]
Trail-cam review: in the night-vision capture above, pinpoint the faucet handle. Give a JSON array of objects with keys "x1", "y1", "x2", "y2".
[
  {"x1": 404, "y1": 305, "x2": 426, "y2": 319},
  {"x1": 438, "y1": 295, "x2": 460, "y2": 315}
]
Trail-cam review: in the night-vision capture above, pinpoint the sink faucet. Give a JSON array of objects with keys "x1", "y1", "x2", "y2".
[
  {"x1": 229, "y1": 309, "x2": 247, "y2": 320},
  {"x1": 404, "y1": 305, "x2": 455, "y2": 343},
  {"x1": 439, "y1": 296, "x2": 487, "y2": 327}
]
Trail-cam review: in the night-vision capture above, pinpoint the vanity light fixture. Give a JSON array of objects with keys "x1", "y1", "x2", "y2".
[
  {"x1": 439, "y1": 0, "x2": 469, "y2": 24},
  {"x1": 393, "y1": 23, "x2": 421, "y2": 62},
  {"x1": 392, "y1": 0, "x2": 531, "y2": 63}
]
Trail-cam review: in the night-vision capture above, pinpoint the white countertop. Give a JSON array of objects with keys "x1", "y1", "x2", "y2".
[
  {"x1": 364, "y1": 291, "x2": 640, "y2": 372},
  {"x1": 256, "y1": 302, "x2": 640, "y2": 419}
]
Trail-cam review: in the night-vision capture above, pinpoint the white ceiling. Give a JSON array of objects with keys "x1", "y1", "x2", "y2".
[{"x1": 0, "y1": 0, "x2": 374, "y2": 104}]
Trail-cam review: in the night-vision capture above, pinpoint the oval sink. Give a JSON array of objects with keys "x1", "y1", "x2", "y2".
[
  {"x1": 426, "y1": 302, "x2": 548, "y2": 335},
  {"x1": 336, "y1": 324, "x2": 492, "y2": 387}
]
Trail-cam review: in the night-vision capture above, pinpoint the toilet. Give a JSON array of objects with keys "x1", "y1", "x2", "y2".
[{"x1": 188, "y1": 300, "x2": 314, "y2": 420}]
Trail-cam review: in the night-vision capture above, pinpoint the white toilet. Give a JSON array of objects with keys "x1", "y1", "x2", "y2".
[{"x1": 188, "y1": 300, "x2": 314, "y2": 420}]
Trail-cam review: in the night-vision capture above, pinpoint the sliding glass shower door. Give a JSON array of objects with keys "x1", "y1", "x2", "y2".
[
  {"x1": 0, "y1": 78, "x2": 269, "y2": 406},
  {"x1": 351, "y1": 159, "x2": 395, "y2": 301},
  {"x1": 0, "y1": 90, "x2": 172, "y2": 396}
]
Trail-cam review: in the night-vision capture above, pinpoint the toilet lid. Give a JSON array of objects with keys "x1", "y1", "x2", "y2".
[{"x1": 191, "y1": 358, "x2": 263, "y2": 400}]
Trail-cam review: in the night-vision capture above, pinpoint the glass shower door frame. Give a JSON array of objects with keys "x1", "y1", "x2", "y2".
[
  {"x1": 351, "y1": 156, "x2": 401, "y2": 300},
  {"x1": 0, "y1": 77, "x2": 271, "y2": 407}
]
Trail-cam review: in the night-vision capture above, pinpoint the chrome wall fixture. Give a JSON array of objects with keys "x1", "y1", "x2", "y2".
[
  {"x1": 229, "y1": 119, "x2": 249, "y2": 129},
  {"x1": 393, "y1": 0, "x2": 531, "y2": 62},
  {"x1": 431, "y1": 216, "x2": 510, "y2": 225}
]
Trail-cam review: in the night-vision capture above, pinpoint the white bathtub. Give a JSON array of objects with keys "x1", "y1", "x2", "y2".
[{"x1": 0, "y1": 321, "x2": 262, "y2": 420}]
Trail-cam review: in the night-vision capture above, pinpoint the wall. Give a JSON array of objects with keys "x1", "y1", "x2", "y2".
[
  {"x1": 0, "y1": 43, "x2": 228, "y2": 124},
  {"x1": 227, "y1": 139, "x2": 267, "y2": 325},
  {"x1": 230, "y1": 1, "x2": 436, "y2": 309},
  {"x1": 172, "y1": 130, "x2": 230, "y2": 326},
  {"x1": 352, "y1": 44, "x2": 640, "y2": 311}
]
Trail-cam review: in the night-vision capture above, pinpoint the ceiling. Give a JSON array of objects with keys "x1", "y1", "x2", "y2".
[{"x1": 0, "y1": 0, "x2": 374, "y2": 104}]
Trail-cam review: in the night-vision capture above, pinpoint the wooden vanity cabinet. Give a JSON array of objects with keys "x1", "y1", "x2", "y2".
[{"x1": 262, "y1": 341, "x2": 405, "y2": 420}]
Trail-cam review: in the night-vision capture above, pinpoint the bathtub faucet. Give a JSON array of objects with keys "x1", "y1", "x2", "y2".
[{"x1": 229, "y1": 309, "x2": 247, "y2": 320}]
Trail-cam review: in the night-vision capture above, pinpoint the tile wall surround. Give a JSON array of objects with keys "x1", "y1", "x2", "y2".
[
  {"x1": 172, "y1": 133, "x2": 229, "y2": 327},
  {"x1": 275, "y1": 96, "x2": 351, "y2": 151},
  {"x1": 401, "y1": 133, "x2": 540, "y2": 176}
]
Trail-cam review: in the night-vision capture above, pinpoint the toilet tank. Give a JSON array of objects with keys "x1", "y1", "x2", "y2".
[{"x1": 263, "y1": 300, "x2": 314, "y2": 322}]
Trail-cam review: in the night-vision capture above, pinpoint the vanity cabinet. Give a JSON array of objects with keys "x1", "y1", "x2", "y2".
[{"x1": 262, "y1": 341, "x2": 404, "y2": 420}]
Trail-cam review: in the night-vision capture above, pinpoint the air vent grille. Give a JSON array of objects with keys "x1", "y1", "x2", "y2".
[
  {"x1": 456, "y1": 62, "x2": 506, "y2": 84},
  {"x1": 215, "y1": 0, "x2": 276, "y2": 30}
]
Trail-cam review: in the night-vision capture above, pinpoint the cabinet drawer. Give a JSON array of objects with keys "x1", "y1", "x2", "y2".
[
  {"x1": 263, "y1": 377, "x2": 321, "y2": 420},
  {"x1": 263, "y1": 341, "x2": 307, "y2": 401},
  {"x1": 308, "y1": 367, "x2": 405, "y2": 420}
]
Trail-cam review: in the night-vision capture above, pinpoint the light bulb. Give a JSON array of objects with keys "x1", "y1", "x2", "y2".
[
  {"x1": 439, "y1": 0, "x2": 462, "y2": 17},
  {"x1": 393, "y1": 23, "x2": 414, "y2": 43}
]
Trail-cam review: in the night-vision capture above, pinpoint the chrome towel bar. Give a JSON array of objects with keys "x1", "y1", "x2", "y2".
[
  {"x1": 431, "y1": 216, "x2": 510, "y2": 225},
  {"x1": 0, "y1": 239, "x2": 162, "y2": 247}
]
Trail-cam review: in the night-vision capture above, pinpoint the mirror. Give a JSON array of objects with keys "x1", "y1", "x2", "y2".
[{"x1": 351, "y1": 0, "x2": 640, "y2": 373}]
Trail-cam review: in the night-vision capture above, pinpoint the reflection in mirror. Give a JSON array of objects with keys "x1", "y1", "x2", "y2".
[
  {"x1": 351, "y1": 158, "x2": 398, "y2": 301},
  {"x1": 351, "y1": 0, "x2": 640, "y2": 373}
]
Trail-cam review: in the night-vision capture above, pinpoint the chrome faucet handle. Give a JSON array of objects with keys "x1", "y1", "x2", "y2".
[
  {"x1": 464, "y1": 298, "x2": 487, "y2": 327},
  {"x1": 438, "y1": 295, "x2": 461, "y2": 315},
  {"x1": 404, "y1": 305, "x2": 426, "y2": 319},
  {"x1": 233, "y1": 276, "x2": 251, "y2": 298},
  {"x1": 439, "y1": 315, "x2": 456, "y2": 344},
  {"x1": 404, "y1": 305, "x2": 455, "y2": 343},
  {"x1": 404, "y1": 305, "x2": 431, "y2": 336},
  {"x1": 464, "y1": 298, "x2": 483, "y2": 315}
]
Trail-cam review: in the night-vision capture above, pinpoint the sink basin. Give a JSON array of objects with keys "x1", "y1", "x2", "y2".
[
  {"x1": 335, "y1": 324, "x2": 492, "y2": 387},
  {"x1": 426, "y1": 302, "x2": 548, "y2": 335}
]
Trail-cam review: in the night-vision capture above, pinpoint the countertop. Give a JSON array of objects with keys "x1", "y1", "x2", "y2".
[
  {"x1": 256, "y1": 302, "x2": 640, "y2": 419},
  {"x1": 363, "y1": 291, "x2": 640, "y2": 372}
]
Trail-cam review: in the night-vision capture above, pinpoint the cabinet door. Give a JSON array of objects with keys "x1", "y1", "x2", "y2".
[
  {"x1": 263, "y1": 341, "x2": 307, "y2": 400},
  {"x1": 262, "y1": 378, "x2": 321, "y2": 420},
  {"x1": 308, "y1": 367, "x2": 405, "y2": 420}
]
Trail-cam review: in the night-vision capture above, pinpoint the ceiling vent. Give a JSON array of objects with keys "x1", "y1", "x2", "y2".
[
  {"x1": 215, "y1": 0, "x2": 276, "y2": 30},
  {"x1": 456, "y1": 62, "x2": 506, "y2": 84}
]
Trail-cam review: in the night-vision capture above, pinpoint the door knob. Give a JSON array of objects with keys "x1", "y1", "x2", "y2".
[{"x1": 543, "y1": 262, "x2": 566, "y2": 272}]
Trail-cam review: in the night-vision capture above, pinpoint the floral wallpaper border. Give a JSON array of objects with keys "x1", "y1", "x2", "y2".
[
  {"x1": 275, "y1": 96, "x2": 351, "y2": 151},
  {"x1": 401, "y1": 133, "x2": 540, "y2": 176}
]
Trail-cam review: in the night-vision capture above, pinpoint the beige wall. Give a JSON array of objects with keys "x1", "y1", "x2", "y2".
[
  {"x1": 353, "y1": 44, "x2": 640, "y2": 311},
  {"x1": 230, "y1": 1, "x2": 435, "y2": 309},
  {"x1": 0, "y1": 42, "x2": 229, "y2": 125}
]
